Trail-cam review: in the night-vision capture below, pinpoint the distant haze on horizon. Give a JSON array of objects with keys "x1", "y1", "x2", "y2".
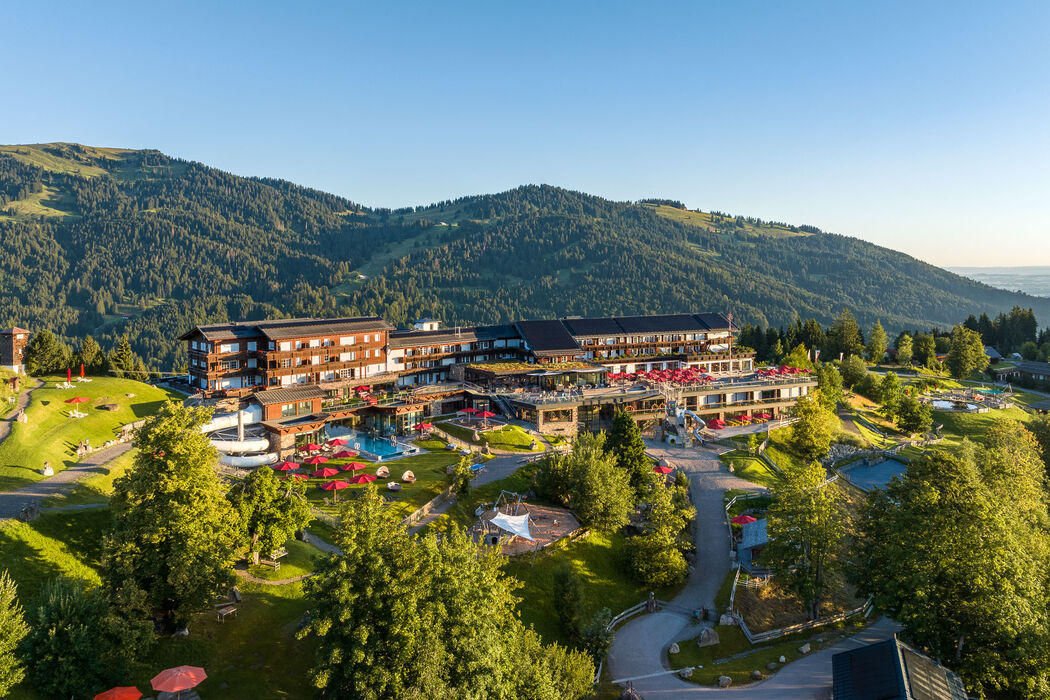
[{"x1": 2, "y1": 1, "x2": 1048, "y2": 267}]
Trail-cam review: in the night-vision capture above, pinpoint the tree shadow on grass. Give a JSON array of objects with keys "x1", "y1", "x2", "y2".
[
  {"x1": 0, "y1": 528, "x2": 69, "y2": 609},
  {"x1": 30, "y1": 509, "x2": 110, "y2": 568}
]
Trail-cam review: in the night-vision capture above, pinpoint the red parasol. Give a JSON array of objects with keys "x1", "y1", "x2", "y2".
[
  {"x1": 354, "y1": 385, "x2": 371, "y2": 392},
  {"x1": 65, "y1": 396, "x2": 90, "y2": 404},
  {"x1": 653, "y1": 466, "x2": 673, "y2": 474},
  {"x1": 303, "y1": 455, "x2": 330, "y2": 465},
  {"x1": 80, "y1": 364, "x2": 85, "y2": 378},
  {"x1": 476, "y1": 410, "x2": 496, "y2": 419},
  {"x1": 303, "y1": 443, "x2": 323, "y2": 452},
  {"x1": 94, "y1": 688, "x2": 142, "y2": 700},
  {"x1": 332, "y1": 450, "x2": 358, "y2": 459},
  {"x1": 67, "y1": 368, "x2": 72, "y2": 382},
  {"x1": 349, "y1": 473, "x2": 377, "y2": 485},
  {"x1": 341, "y1": 461, "x2": 368, "y2": 471},
  {"x1": 273, "y1": 461, "x2": 300, "y2": 471},
  {"x1": 413, "y1": 422, "x2": 434, "y2": 431},
  {"x1": 459, "y1": 407, "x2": 479, "y2": 415},
  {"x1": 731, "y1": 515, "x2": 758, "y2": 525},
  {"x1": 326, "y1": 438, "x2": 349, "y2": 447},
  {"x1": 151, "y1": 666, "x2": 206, "y2": 694},
  {"x1": 310, "y1": 467, "x2": 340, "y2": 478},
  {"x1": 320, "y1": 480, "x2": 351, "y2": 491}
]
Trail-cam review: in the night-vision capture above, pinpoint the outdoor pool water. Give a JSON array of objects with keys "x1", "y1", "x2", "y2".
[
  {"x1": 326, "y1": 430, "x2": 410, "y2": 459},
  {"x1": 843, "y1": 458, "x2": 908, "y2": 492},
  {"x1": 931, "y1": 400, "x2": 979, "y2": 411}
]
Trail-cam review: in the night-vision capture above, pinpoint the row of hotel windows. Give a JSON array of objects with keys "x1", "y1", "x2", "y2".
[
  {"x1": 579, "y1": 333, "x2": 716, "y2": 345},
  {"x1": 189, "y1": 334, "x2": 381, "y2": 355},
  {"x1": 191, "y1": 351, "x2": 380, "y2": 372}
]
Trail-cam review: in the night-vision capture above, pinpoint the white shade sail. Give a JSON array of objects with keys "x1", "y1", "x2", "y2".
[{"x1": 489, "y1": 512, "x2": 533, "y2": 541}]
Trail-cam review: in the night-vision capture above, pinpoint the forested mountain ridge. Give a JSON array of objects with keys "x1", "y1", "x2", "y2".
[{"x1": 1, "y1": 142, "x2": 1046, "y2": 371}]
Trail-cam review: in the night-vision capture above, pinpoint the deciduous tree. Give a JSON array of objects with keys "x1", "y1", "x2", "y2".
[
  {"x1": 839, "y1": 355, "x2": 867, "y2": 389},
  {"x1": 764, "y1": 460, "x2": 842, "y2": 620},
  {"x1": 103, "y1": 402, "x2": 239, "y2": 628},
  {"x1": 867, "y1": 320, "x2": 888, "y2": 362},
  {"x1": 228, "y1": 465, "x2": 312, "y2": 565},
  {"x1": 789, "y1": 390, "x2": 837, "y2": 460},
  {"x1": 895, "y1": 333, "x2": 914, "y2": 366}
]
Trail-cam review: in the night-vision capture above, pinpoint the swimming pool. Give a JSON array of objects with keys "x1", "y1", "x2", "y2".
[
  {"x1": 931, "y1": 400, "x2": 979, "y2": 411},
  {"x1": 842, "y1": 458, "x2": 908, "y2": 491},
  {"x1": 325, "y1": 429, "x2": 412, "y2": 459}
]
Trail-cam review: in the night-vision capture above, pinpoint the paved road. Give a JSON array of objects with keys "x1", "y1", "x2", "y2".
[
  {"x1": 0, "y1": 442, "x2": 131, "y2": 518},
  {"x1": 607, "y1": 442, "x2": 898, "y2": 698}
]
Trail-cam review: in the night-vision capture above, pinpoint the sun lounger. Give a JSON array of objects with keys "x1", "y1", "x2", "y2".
[
  {"x1": 401, "y1": 471, "x2": 416, "y2": 484},
  {"x1": 376, "y1": 466, "x2": 390, "y2": 478}
]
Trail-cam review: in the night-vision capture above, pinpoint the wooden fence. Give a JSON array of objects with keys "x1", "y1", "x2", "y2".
[{"x1": 735, "y1": 597, "x2": 872, "y2": 644}]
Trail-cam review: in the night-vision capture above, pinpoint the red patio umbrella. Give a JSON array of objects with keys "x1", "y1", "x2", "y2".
[
  {"x1": 273, "y1": 461, "x2": 300, "y2": 471},
  {"x1": 94, "y1": 688, "x2": 142, "y2": 700},
  {"x1": 319, "y1": 480, "x2": 351, "y2": 491},
  {"x1": 326, "y1": 438, "x2": 349, "y2": 447},
  {"x1": 341, "y1": 461, "x2": 368, "y2": 471},
  {"x1": 80, "y1": 364, "x2": 85, "y2": 378},
  {"x1": 459, "y1": 407, "x2": 479, "y2": 415},
  {"x1": 310, "y1": 466, "x2": 340, "y2": 478},
  {"x1": 354, "y1": 385, "x2": 371, "y2": 392},
  {"x1": 151, "y1": 666, "x2": 206, "y2": 696},
  {"x1": 332, "y1": 450, "x2": 358, "y2": 459},
  {"x1": 653, "y1": 466, "x2": 673, "y2": 475},
  {"x1": 303, "y1": 455, "x2": 330, "y2": 465},
  {"x1": 731, "y1": 515, "x2": 758, "y2": 525},
  {"x1": 476, "y1": 410, "x2": 496, "y2": 427},
  {"x1": 67, "y1": 368, "x2": 72, "y2": 382},
  {"x1": 303, "y1": 443, "x2": 323, "y2": 452},
  {"x1": 349, "y1": 473, "x2": 377, "y2": 485},
  {"x1": 413, "y1": 422, "x2": 434, "y2": 431},
  {"x1": 65, "y1": 396, "x2": 90, "y2": 404}
]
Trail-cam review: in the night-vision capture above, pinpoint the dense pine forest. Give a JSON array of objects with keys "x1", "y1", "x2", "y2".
[{"x1": 2, "y1": 142, "x2": 1048, "y2": 371}]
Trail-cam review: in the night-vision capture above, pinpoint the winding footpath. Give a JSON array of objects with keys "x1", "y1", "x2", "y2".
[{"x1": 607, "y1": 442, "x2": 899, "y2": 699}]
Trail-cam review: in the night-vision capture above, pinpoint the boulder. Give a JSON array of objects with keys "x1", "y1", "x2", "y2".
[
  {"x1": 798, "y1": 643, "x2": 811, "y2": 655},
  {"x1": 751, "y1": 670, "x2": 763, "y2": 680},
  {"x1": 668, "y1": 642, "x2": 680, "y2": 654},
  {"x1": 779, "y1": 655, "x2": 786, "y2": 663},
  {"x1": 697, "y1": 627, "x2": 720, "y2": 648},
  {"x1": 767, "y1": 662, "x2": 778, "y2": 671},
  {"x1": 719, "y1": 613, "x2": 737, "y2": 626},
  {"x1": 718, "y1": 676, "x2": 733, "y2": 688},
  {"x1": 678, "y1": 667, "x2": 693, "y2": 679}
]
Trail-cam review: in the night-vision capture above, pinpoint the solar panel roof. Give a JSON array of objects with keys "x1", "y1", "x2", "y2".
[{"x1": 514, "y1": 320, "x2": 581, "y2": 354}]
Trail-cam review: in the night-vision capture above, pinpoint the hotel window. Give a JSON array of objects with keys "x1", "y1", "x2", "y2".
[
  {"x1": 312, "y1": 356, "x2": 321, "y2": 365},
  {"x1": 280, "y1": 341, "x2": 291, "y2": 351},
  {"x1": 309, "y1": 339, "x2": 320, "y2": 348},
  {"x1": 247, "y1": 341, "x2": 257, "y2": 352},
  {"x1": 295, "y1": 358, "x2": 303, "y2": 366},
  {"x1": 364, "y1": 349, "x2": 370, "y2": 359},
  {"x1": 246, "y1": 358, "x2": 257, "y2": 369},
  {"x1": 219, "y1": 359, "x2": 239, "y2": 370},
  {"x1": 281, "y1": 358, "x2": 292, "y2": 368},
  {"x1": 340, "y1": 352, "x2": 355, "y2": 361},
  {"x1": 298, "y1": 401, "x2": 311, "y2": 414},
  {"x1": 281, "y1": 403, "x2": 296, "y2": 418}
]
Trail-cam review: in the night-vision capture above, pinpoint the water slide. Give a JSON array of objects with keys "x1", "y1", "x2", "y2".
[
  {"x1": 682, "y1": 409, "x2": 710, "y2": 443},
  {"x1": 200, "y1": 405, "x2": 279, "y2": 467}
]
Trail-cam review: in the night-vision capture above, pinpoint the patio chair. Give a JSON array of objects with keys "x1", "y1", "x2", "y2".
[
  {"x1": 388, "y1": 482, "x2": 402, "y2": 491},
  {"x1": 376, "y1": 466, "x2": 390, "y2": 478},
  {"x1": 402, "y1": 470, "x2": 416, "y2": 484}
]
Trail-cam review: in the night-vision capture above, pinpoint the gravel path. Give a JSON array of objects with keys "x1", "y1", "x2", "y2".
[
  {"x1": 607, "y1": 441, "x2": 898, "y2": 698},
  {"x1": 0, "y1": 442, "x2": 132, "y2": 518},
  {"x1": 0, "y1": 378, "x2": 42, "y2": 443}
]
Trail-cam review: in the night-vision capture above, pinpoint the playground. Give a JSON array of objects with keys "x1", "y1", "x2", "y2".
[{"x1": 471, "y1": 492, "x2": 579, "y2": 556}]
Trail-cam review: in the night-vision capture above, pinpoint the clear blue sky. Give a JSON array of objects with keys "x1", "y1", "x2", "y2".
[{"x1": 3, "y1": 1, "x2": 1048, "y2": 266}]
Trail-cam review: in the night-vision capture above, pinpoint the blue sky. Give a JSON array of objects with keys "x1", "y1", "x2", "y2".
[{"x1": 3, "y1": 1, "x2": 1048, "y2": 266}]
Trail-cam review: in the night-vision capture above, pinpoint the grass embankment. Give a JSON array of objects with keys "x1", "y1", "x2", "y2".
[
  {"x1": 718, "y1": 451, "x2": 780, "y2": 488},
  {"x1": 2, "y1": 506, "x2": 323, "y2": 699},
  {"x1": 0, "y1": 377, "x2": 177, "y2": 491},
  {"x1": 438, "y1": 421, "x2": 541, "y2": 452},
  {"x1": 930, "y1": 404, "x2": 1035, "y2": 449}
]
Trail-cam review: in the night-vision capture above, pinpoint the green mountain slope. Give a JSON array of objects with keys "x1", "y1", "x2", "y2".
[{"x1": 0, "y1": 143, "x2": 1046, "y2": 370}]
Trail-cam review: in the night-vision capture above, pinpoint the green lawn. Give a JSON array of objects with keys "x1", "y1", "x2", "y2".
[
  {"x1": 438, "y1": 421, "x2": 541, "y2": 453},
  {"x1": 931, "y1": 405, "x2": 1034, "y2": 448},
  {"x1": 719, "y1": 451, "x2": 781, "y2": 488},
  {"x1": 303, "y1": 449, "x2": 460, "y2": 522},
  {"x1": 245, "y1": 537, "x2": 325, "y2": 581},
  {"x1": 714, "y1": 569, "x2": 737, "y2": 612},
  {"x1": 503, "y1": 531, "x2": 682, "y2": 646},
  {"x1": 0, "y1": 509, "x2": 108, "y2": 609},
  {"x1": 0, "y1": 377, "x2": 178, "y2": 491}
]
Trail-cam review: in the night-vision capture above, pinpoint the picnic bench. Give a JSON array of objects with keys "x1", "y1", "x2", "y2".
[
  {"x1": 217, "y1": 605, "x2": 238, "y2": 623},
  {"x1": 260, "y1": 559, "x2": 281, "y2": 570}
]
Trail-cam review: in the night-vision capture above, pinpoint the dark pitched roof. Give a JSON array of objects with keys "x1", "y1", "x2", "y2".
[
  {"x1": 514, "y1": 320, "x2": 581, "y2": 355},
  {"x1": 180, "y1": 316, "x2": 393, "y2": 342},
  {"x1": 832, "y1": 637, "x2": 968, "y2": 700},
  {"x1": 615, "y1": 313, "x2": 710, "y2": 334},
  {"x1": 693, "y1": 312, "x2": 732, "y2": 330},
  {"x1": 1, "y1": 327, "x2": 30, "y2": 335},
  {"x1": 1016, "y1": 360, "x2": 1050, "y2": 376},
  {"x1": 562, "y1": 317, "x2": 623, "y2": 336},
  {"x1": 251, "y1": 385, "x2": 326, "y2": 406},
  {"x1": 388, "y1": 324, "x2": 521, "y2": 349},
  {"x1": 558, "y1": 312, "x2": 733, "y2": 339}
]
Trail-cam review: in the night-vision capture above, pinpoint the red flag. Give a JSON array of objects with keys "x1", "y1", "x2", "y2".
[
  {"x1": 80, "y1": 364, "x2": 85, "y2": 377},
  {"x1": 67, "y1": 368, "x2": 72, "y2": 381}
]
